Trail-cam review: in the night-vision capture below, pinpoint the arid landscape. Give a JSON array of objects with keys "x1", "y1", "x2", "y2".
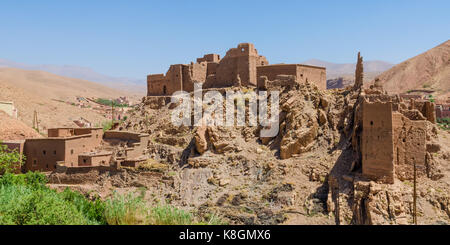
[
  {"x1": 1, "y1": 40, "x2": 449, "y2": 226},
  {"x1": 0, "y1": 1, "x2": 449, "y2": 231}
]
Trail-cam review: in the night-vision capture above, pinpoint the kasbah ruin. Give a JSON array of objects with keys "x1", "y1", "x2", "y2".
[{"x1": 1, "y1": 43, "x2": 450, "y2": 225}]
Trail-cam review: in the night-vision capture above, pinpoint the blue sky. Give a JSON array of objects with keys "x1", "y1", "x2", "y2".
[{"x1": 0, "y1": 0, "x2": 449, "y2": 78}]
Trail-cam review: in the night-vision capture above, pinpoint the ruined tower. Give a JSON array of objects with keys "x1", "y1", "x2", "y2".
[{"x1": 353, "y1": 52, "x2": 364, "y2": 90}]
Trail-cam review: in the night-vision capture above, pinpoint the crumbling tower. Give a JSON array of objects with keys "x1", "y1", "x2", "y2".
[{"x1": 353, "y1": 52, "x2": 364, "y2": 90}]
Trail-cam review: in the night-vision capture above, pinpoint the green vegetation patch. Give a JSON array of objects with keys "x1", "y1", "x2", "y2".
[{"x1": 95, "y1": 98, "x2": 129, "y2": 108}]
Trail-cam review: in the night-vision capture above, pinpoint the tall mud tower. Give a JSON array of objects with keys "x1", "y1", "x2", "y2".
[{"x1": 353, "y1": 52, "x2": 364, "y2": 90}]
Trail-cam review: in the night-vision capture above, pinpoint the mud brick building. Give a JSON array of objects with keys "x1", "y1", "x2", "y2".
[
  {"x1": 23, "y1": 128, "x2": 105, "y2": 171},
  {"x1": 1, "y1": 128, "x2": 151, "y2": 173},
  {"x1": 147, "y1": 43, "x2": 326, "y2": 95},
  {"x1": 360, "y1": 83, "x2": 435, "y2": 184}
]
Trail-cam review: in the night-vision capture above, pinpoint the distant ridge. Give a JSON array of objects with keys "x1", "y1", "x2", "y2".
[
  {"x1": 0, "y1": 59, "x2": 146, "y2": 95},
  {"x1": 303, "y1": 59, "x2": 394, "y2": 79},
  {"x1": 370, "y1": 40, "x2": 450, "y2": 100}
]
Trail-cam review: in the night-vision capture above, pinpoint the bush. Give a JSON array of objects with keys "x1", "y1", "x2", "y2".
[
  {"x1": 0, "y1": 173, "x2": 226, "y2": 225},
  {"x1": 104, "y1": 192, "x2": 149, "y2": 225},
  {"x1": 0, "y1": 172, "x2": 102, "y2": 225},
  {"x1": 0, "y1": 172, "x2": 47, "y2": 189},
  {"x1": 0, "y1": 143, "x2": 25, "y2": 174},
  {"x1": 150, "y1": 205, "x2": 193, "y2": 225},
  {"x1": 60, "y1": 188, "x2": 106, "y2": 224},
  {"x1": 0, "y1": 185, "x2": 94, "y2": 225}
]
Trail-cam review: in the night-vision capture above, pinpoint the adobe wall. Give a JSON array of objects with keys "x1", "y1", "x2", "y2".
[
  {"x1": 78, "y1": 152, "x2": 112, "y2": 167},
  {"x1": 104, "y1": 130, "x2": 142, "y2": 142},
  {"x1": 181, "y1": 62, "x2": 207, "y2": 92},
  {"x1": 392, "y1": 113, "x2": 427, "y2": 180},
  {"x1": 24, "y1": 129, "x2": 103, "y2": 171},
  {"x1": 47, "y1": 128, "x2": 103, "y2": 146},
  {"x1": 296, "y1": 65, "x2": 326, "y2": 90},
  {"x1": 214, "y1": 43, "x2": 268, "y2": 87},
  {"x1": 257, "y1": 64, "x2": 298, "y2": 81},
  {"x1": 256, "y1": 64, "x2": 326, "y2": 90},
  {"x1": 24, "y1": 138, "x2": 67, "y2": 171},
  {"x1": 147, "y1": 65, "x2": 184, "y2": 96},
  {"x1": 361, "y1": 101, "x2": 395, "y2": 183},
  {"x1": 197, "y1": 54, "x2": 220, "y2": 63},
  {"x1": 48, "y1": 128, "x2": 73, "y2": 137},
  {"x1": 63, "y1": 135, "x2": 103, "y2": 167},
  {"x1": 410, "y1": 100, "x2": 436, "y2": 123}
]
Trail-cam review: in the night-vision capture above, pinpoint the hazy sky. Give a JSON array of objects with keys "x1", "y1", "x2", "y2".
[{"x1": 1, "y1": 0, "x2": 449, "y2": 78}]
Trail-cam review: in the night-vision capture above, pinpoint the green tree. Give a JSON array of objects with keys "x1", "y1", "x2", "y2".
[{"x1": 0, "y1": 143, "x2": 25, "y2": 174}]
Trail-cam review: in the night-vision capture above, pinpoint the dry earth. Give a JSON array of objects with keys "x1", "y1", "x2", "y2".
[{"x1": 0, "y1": 110, "x2": 42, "y2": 140}]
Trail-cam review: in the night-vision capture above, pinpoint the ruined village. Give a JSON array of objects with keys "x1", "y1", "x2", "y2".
[{"x1": 1, "y1": 41, "x2": 450, "y2": 225}]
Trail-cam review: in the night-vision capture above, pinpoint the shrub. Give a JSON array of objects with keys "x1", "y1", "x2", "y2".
[
  {"x1": 60, "y1": 188, "x2": 106, "y2": 224},
  {"x1": 0, "y1": 143, "x2": 25, "y2": 174},
  {"x1": 0, "y1": 172, "x2": 47, "y2": 189},
  {"x1": 0, "y1": 172, "x2": 102, "y2": 225},
  {"x1": 0, "y1": 185, "x2": 93, "y2": 225},
  {"x1": 100, "y1": 121, "x2": 114, "y2": 132},
  {"x1": 104, "y1": 192, "x2": 149, "y2": 225},
  {"x1": 150, "y1": 205, "x2": 193, "y2": 225}
]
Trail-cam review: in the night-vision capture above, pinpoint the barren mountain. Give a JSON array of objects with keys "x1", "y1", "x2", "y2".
[
  {"x1": 370, "y1": 40, "x2": 450, "y2": 100},
  {"x1": 0, "y1": 67, "x2": 133, "y2": 132},
  {"x1": 0, "y1": 59, "x2": 146, "y2": 95}
]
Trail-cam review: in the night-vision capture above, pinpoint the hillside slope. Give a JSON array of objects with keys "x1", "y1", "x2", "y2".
[
  {"x1": 371, "y1": 40, "x2": 450, "y2": 99},
  {"x1": 0, "y1": 67, "x2": 131, "y2": 131},
  {"x1": 0, "y1": 110, "x2": 43, "y2": 140},
  {"x1": 0, "y1": 59, "x2": 146, "y2": 95}
]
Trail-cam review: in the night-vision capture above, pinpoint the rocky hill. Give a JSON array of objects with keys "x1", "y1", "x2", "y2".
[{"x1": 370, "y1": 40, "x2": 450, "y2": 100}]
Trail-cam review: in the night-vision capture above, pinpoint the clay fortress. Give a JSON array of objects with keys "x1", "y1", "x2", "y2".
[
  {"x1": 147, "y1": 43, "x2": 326, "y2": 96},
  {"x1": 146, "y1": 43, "x2": 438, "y2": 185}
]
